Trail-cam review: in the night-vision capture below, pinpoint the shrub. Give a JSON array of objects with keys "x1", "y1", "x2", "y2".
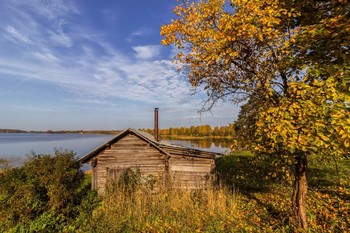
[{"x1": 0, "y1": 149, "x2": 99, "y2": 232}]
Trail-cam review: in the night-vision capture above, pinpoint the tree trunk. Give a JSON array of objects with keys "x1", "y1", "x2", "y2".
[{"x1": 292, "y1": 153, "x2": 308, "y2": 231}]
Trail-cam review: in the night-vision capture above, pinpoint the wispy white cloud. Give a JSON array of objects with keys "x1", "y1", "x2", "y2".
[
  {"x1": 32, "y1": 49, "x2": 61, "y2": 63},
  {"x1": 0, "y1": 11, "x2": 194, "y2": 108},
  {"x1": 1, "y1": 1, "x2": 190, "y2": 107},
  {"x1": 0, "y1": 46, "x2": 193, "y2": 107},
  {"x1": 127, "y1": 28, "x2": 153, "y2": 42},
  {"x1": 1, "y1": 0, "x2": 75, "y2": 50},
  {"x1": 132, "y1": 28, "x2": 152, "y2": 37},
  {"x1": 132, "y1": 45, "x2": 162, "y2": 60},
  {"x1": 49, "y1": 31, "x2": 72, "y2": 47},
  {"x1": 29, "y1": 0, "x2": 72, "y2": 21},
  {"x1": 58, "y1": 58, "x2": 193, "y2": 105},
  {"x1": 4, "y1": 26, "x2": 32, "y2": 44},
  {"x1": 0, "y1": 0, "x2": 239, "y2": 130}
]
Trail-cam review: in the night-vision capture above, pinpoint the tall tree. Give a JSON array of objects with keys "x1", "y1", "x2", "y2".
[
  {"x1": 161, "y1": 0, "x2": 350, "y2": 230},
  {"x1": 213, "y1": 126, "x2": 220, "y2": 136}
]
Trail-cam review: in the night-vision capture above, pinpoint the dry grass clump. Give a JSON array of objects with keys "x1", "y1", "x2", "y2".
[
  {"x1": 76, "y1": 155, "x2": 350, "y2": 232},
  {"x1": 78, "y1": 170, "x2": 240, "y2": 232}
]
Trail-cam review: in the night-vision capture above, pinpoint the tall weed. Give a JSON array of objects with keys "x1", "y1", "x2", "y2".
[{"x1": 78, "y1": 169, "x2": 240, "y2": 232}]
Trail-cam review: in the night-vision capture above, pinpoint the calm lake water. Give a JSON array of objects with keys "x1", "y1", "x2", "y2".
[
  {"x1": 0, "y1": 133, "x2": 113, "y2": 165},
  {"x1": 0, "y1": 133, "x2": 231, "y2": 165}
]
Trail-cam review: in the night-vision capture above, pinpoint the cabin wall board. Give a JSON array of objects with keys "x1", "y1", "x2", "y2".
[
  {"x1": 84, "y1": 130, "x2": 216, "y2": 194},
  {"x1": 168, "y1": 154, "x2": 214, "y2": 189},
  {"x1": 93, "y1": 133, "x2": 167, "y2": 194}
]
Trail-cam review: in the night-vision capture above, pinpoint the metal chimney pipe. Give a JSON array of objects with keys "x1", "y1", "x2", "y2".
[{"x1": 154, "y1": 108, "x2": 159, "y2": 142}]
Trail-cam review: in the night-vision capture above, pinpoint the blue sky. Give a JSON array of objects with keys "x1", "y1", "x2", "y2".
[{"x1": 0, "y1": 0, "x2": 240, "y2": 131}]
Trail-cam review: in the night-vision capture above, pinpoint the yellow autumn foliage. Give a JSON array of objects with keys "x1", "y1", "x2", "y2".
[
  {"x1": 255, "y1": 77, "x2": 350, "y2": 155},
  {"x1": 161, "y1": 0, "x2": 350, "y2": 230}
]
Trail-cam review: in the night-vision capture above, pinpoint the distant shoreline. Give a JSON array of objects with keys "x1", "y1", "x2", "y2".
[
  {"x1": 0, "y1": 130, "x2": 233, "y2": 139},
  {"x1": 0, "y1": 129, "x2": 121, "y2": 135},
  {"x1": 160, "y1": 135, "x2": 233, "y2": 140}
]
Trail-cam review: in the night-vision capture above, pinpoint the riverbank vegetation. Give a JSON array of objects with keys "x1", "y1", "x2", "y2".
[
  {"x1": 0, "y1": 124, "x2": 235, "y2": 138},
  {"x1": 0, "y1": 129, "x2": 121, "y2": 135},
  {"x1": 0, "y1": 150, "x2": 348, "y2": 232},
  {"x1": 141, "y1": 124, "x2": 236, "y2": 138},
  {"x1": 0, "y1": 150, "x2": 99, "y2": 232}
]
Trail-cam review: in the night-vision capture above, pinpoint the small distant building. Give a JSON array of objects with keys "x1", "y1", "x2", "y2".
[{"x1": 78, "y1": 128, "x2": 217, "y2": 194}]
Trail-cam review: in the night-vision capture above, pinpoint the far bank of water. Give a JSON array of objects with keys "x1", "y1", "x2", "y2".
[
  {"x1": 161, "y1": 136, "x2": 232, "y2": 154},
  {"x1": 0, "y1": 133, "x2": 232, "y2": 166},
  {"x1": 0, "y1": 133, "x2": 114, "y2": 165}
]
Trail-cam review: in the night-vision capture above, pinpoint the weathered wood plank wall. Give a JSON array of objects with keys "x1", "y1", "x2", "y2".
[
  {"x1": 92, "y1": 134, "x2": 167, "y2": 194},
  {"x1": 88, "y1": 131, "x2": 216, "y2": 194},
  {"x1": 169, "y1": 154, "x2": 214, "y2": 189}
]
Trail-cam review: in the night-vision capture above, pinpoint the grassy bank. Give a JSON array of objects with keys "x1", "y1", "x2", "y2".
[
  {"x1": 78, "y1": 183, "x2": 238, "y2": 232},
  {"x1": 79, "y1": 153, "x2": 349, "y2": 232},
  {"x1": 0, "y1": 151, "x2": 349, "y2": 232}
]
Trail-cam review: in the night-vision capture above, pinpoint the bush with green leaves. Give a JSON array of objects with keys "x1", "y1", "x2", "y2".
[{"x1": 0, "y1": 149, "x2": 99, "y2": 232}]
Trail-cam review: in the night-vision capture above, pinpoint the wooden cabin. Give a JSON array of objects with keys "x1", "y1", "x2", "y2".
[{"x1": 78, "y1": 128, "x2": 217, "y2": 194}]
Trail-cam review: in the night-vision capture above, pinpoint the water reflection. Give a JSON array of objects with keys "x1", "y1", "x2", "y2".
[
  {"x1": 162, "y1": 137, "x2": 232, "y2": 154},
  {"x1": 0, "y1": 134, "x2": 233, "y2": 167}
]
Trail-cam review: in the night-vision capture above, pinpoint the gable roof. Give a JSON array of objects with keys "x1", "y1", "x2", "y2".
[{"x1": 78, "y1": 128, "x2": 219, "y2": 164}]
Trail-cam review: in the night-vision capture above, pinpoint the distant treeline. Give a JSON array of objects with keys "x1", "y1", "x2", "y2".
[
  {"x1": 1, "y1": 125, "x2": 236, "y2": 137},
  {"x1": 0, "y1": 129, "x2": 27, "y2": 133},
  {"x1": 0, "y1": 129, "x2": 121, "y2": 135},
  {"x1": 140, "y1": 124, "x2": 235, "y2": 137},
  {"x1": 46, "y1": 130, "x2": 121, "y2": 135}
]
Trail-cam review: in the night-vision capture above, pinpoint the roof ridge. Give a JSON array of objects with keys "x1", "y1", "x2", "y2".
[{"x1": 78, "y1": 128, "x2": 219, "y2": 164}]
